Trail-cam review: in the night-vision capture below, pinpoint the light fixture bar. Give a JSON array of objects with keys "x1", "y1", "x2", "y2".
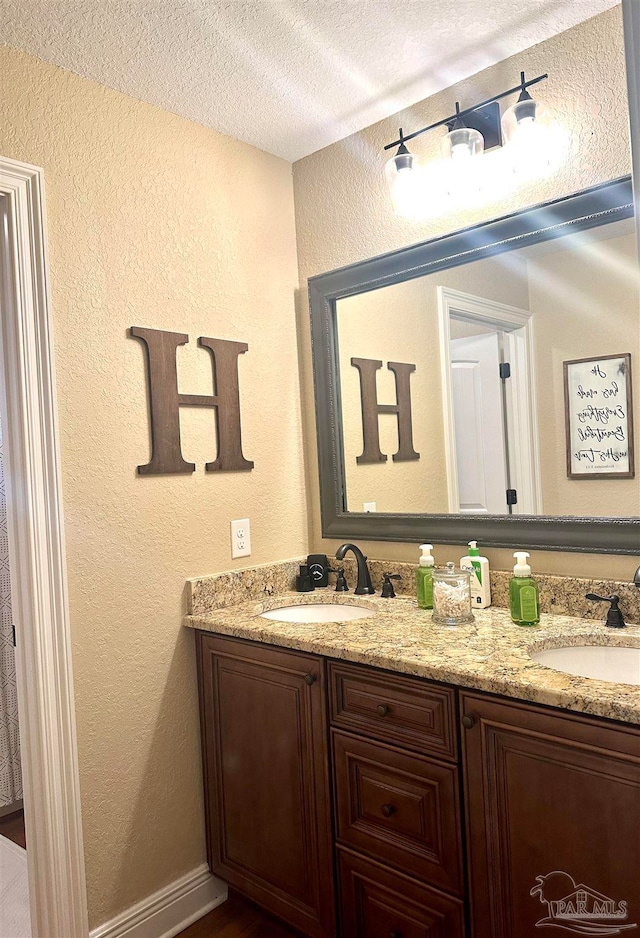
[{"x1": 383, "y1": 72, "x2": 548, "y2": 151}]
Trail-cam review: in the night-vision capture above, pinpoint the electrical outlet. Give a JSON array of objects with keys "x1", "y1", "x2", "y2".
[
  {"x1": 363, "y1": 501, "x2": 377, "y2": 512},
  {"x1": 230, "y1": 518, "x2": 251, "y2": 558}
]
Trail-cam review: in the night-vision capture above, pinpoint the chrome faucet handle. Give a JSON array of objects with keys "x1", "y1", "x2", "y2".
[{"x1": 585, "y1": 593, "x2": 626, "y2": 629}]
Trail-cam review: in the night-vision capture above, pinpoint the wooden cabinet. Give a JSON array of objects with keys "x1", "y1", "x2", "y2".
[
  {"x1": 461, "y1": 691, "x2": 640, "y2": 938},
  {"x1": 196, "y1": 632, "x2": 336, "y2": 937},
  {"x1": 196, "y1": 632, "x2": 640, "y2": 938}
]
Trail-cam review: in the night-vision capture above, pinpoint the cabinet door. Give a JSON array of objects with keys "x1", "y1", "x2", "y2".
[
  {"x1": 462, "y1": 692, "x2": 640, "y2": 938},
  {"x1": 197, "y1": 632, "x2": 336, "y2": 937}
]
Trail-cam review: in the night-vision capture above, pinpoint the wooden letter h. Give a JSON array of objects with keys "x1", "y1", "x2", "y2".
[{"x1": 130, "y1": 326, "x2": 254, "y2": 474}]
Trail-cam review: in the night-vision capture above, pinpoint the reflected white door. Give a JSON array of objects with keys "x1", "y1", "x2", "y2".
[{"x1": 450, "y1": 332, "x2": 508, "y2": 513}]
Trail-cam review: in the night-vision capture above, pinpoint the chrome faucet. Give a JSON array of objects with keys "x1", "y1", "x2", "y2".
[{"x1": 335, "y1": 543, "x2": 375, "y2": 595}]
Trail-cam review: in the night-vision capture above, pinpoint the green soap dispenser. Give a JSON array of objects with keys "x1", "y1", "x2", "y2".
[
  {"x1": 416, "y1": 544, "x2": 435, "y2": 609},
  {"x1": 509, "y1": 551, "x2": 540, "y2": 626}
]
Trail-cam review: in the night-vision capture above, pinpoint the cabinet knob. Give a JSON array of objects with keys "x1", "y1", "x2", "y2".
[
  {"x1": 381, "y1": 803, "x2": 395, "y2": 818},
  {"x1": 389, "y1": 932, "x2": 402, "y2": 938},
  {"x1": 461, "y1": 714, "x2": 476, "y2": 729},
  {"x1": 376, "y1": 703, "x2": 390, "y2": 717},
  {"x1": 304, "y1": 673, "x2": 317, "y2": 686}
]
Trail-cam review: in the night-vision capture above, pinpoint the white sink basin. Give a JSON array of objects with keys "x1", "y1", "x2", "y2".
[
  {"x1": 260, "y1": 603, "x2": 375, "y2": 624},
  {"x1": 531, "y1": 645, "x2": 640, "y2": 685}
]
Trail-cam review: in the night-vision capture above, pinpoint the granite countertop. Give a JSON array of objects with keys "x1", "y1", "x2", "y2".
[{"x1": 184, "y1": 590, "x2": 640, "y2": 726}]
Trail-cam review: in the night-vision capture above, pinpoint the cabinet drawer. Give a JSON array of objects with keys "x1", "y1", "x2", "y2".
[
  {"x1": 338, "y1": 847, "x2": 466, "y2": 938},
  {"x1": 333, "y1": 731, "x2": 463, "y2": 895},
  {"x1": 329, "y1": 661, "x2": 457, "y2": 761}
]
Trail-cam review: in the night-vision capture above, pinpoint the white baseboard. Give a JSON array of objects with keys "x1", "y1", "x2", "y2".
[{"x1": 90, "y1": 864, "x2": 228, "y2": 938}]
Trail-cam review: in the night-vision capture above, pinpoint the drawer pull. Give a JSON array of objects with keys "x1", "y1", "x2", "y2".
[
  {"x1": 304, "y1": 673, "x2": 317, "y2": 686},
  {"x1": 381, "y1": 803, "x2": 396, "y2": 818},
  {"x1": 389, "y1": 932, "x2": 402, "y2": 938},
  {"x1": 461, "y1": 713, "x2": 476, "y2": 729},
  {"x1": 376, "y1": 703, "x2": 390, "y2": 717}
]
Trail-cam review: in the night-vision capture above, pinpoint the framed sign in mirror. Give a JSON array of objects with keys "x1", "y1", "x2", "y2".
[
  {"x1": 309, "y1": 177, "x2": 640, "y2": 553},
  {"x1": 564, "y1": 353, "x2": 634, "y2": 480}
]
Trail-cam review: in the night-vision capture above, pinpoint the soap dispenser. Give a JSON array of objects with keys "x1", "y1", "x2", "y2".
[
  {"x1": 509, "y1": 552, "x2": 540, "y2": 626},
  {"x1": 416, "y1": 544, "x2": 435, "y2": 609},
  {"x1": 460, "y1": 540, "x2": 491, "y2": 608}
]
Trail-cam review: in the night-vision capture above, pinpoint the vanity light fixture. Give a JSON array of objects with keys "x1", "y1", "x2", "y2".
[{"x1": 383, "y1": 71, "x2": 553, "y2": 214}]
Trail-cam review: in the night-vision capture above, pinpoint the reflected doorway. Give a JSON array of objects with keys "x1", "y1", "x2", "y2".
[{"x1": 438, "y1": 286, "x2": 543, "y2": 515}]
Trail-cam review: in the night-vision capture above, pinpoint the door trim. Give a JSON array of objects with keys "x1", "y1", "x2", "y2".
[
  {"x1": 0, "y1": 156, "x2": 88, "y2": 935},
  {"x1": 437, "y1": 286, "x2": 542, "y2": 515}
]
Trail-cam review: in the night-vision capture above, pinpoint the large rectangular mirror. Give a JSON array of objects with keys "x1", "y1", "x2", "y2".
[{"x1": 309, "y1": 177, "x2": 640, "y2": 553}]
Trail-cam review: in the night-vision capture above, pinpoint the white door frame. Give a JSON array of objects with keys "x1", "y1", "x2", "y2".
[
  {"x1": 437, "y1": 286, "x2": 543, "y2": 515},
  {"x1": 0, "y1": 157, "x2": 88, "y2": 936}
]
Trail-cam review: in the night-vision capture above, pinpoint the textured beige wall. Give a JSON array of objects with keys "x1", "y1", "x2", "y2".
[
  {"x1": 293, "y1": 7, "x2": 639, "y2": 578},
  {"x1": 0, "y1": 46, "x2": 306, "y2": 927},
  {"x1": 530, "y1": 228, "x2": 640, "y2": 516}
]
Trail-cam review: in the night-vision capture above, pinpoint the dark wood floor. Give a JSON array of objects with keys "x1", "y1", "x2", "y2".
[
  {"x1": 176, "y1": 890, "x2": 300, "y2": 938},
  {"x1": 0, "y1": 808, "x2": 26, "y2": 849}
]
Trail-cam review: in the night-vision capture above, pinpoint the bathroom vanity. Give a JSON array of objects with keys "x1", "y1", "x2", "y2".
[
  {"x1": 185, "y1": 174, "x2": 640, "y2": 934},
  {"x1": 189, "y1": 591, "x2": 640, "y2": 938}
]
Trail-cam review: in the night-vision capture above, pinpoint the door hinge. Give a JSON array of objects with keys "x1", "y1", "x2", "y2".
[
  {"x1": 499, "y1": 362, "x2": 511, "y2": 379},
  {"x1": 506, "y1": 489, "x2": 518, "y2": 506}
]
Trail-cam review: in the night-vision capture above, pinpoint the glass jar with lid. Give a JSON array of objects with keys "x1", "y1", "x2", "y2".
[{"x1": 432, "y1": 562, "x2": 474, "y2": 626}]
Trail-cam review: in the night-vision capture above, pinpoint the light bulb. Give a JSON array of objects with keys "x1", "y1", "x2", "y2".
[
  {"x1": 451, "y1": 141, "x2": 473, "y2": 161},
  {"x1": 440, "y1": 121, "x2": 484, "y2": 201},
  {"x1": 384, "y1": 149, "x2": 424, "y2": 218},
  {"x1": 441, "y1": 125, "x2": 484, "y2": 162},
  {"x1": 502, "y1": 98, "x2": 569, "y2": 180}
]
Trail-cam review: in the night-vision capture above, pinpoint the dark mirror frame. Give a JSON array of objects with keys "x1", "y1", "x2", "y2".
[{"x1": 309, "y1": 176, "x2": 640, "y2": 554}]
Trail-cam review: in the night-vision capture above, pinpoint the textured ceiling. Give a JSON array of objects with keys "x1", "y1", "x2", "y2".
[{"x1": 0, "y1": 0, "x2": 619, "y2": 161}]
